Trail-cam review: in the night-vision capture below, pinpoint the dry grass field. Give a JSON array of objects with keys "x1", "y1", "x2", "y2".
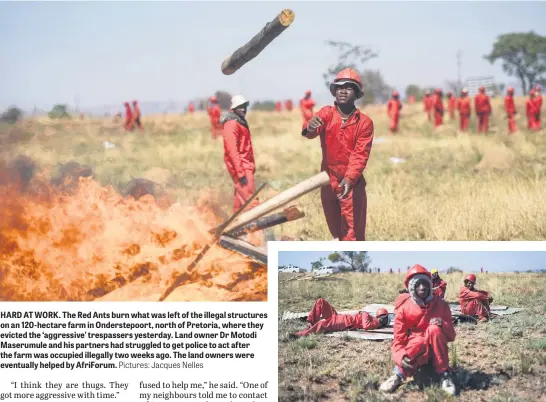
[
  {"x1": 278, "y1": 272, "x2": 546, "y2": 402},
  {"x1": 1, "y1": 96, "x2": 545, "y2": 242}
]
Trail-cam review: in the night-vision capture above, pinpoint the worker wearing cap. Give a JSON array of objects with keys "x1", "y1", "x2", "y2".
[
  {"x1": 131, "y1": 100, "x2": 143, "y2": 131},
  {"x1": 380, "y1": 264, "x2": 456, "y2": 395},
  {"x1": 296, "y1": 298, "x2": 389, "y2": 336},
  {"x1": 457, "y1": 89, "x2": 471, "y2": 132},
  {"x1": 302, "y1": 68, "x2": 374, "y2": 241},
  {"x1": 208, "y1": 96, "x2": 222, "y2": 139},
  {"x1": 387, "y1": 91, "x2": 402, "y2": 133},
  {"x1": 447, "y1": 92, "x2": 456, "y2": 121},
  {"x1": 474, "y1": 87, "x2": 492, "y2": 133},
  {"x1": 459, "y1": 274, "x2": 493, "y2": 322},
  {"x1": 221, "y1": 95, "x2": 257, "y2": 213},
  {"x1": 300, "y1": 90, "x2": 315, "y2": 125},
  {"x1": 504, "y1": 87, "x2": 517, "y2": 134},
  {"x1": 432, "y1": 89, "x2": 444, "y2": 127},
  {"x1": 123, "y1": 102, "x2": 133, "y2": 131},
  {"x1": 431, "y1": 269, "x2": 447, "y2": 300}
]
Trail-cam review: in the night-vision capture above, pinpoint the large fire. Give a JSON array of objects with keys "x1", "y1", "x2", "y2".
[{"x1": 0, "y1": 157, "x2": 267, "y2": 302}]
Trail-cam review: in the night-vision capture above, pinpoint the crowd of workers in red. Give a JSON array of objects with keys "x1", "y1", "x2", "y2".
[
  {"x1": 290, "y1": 264, "x2": 493, "y2": 396},
  {"x1": 405, "y1": 85, "x2": 543, "y2": 134},
  {"x1": 122, "y1": 100, "x2": 143, "y2": 132}
]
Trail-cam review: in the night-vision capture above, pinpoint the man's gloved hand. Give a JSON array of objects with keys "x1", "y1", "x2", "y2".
[
  {"x1": 401, "y1": 356, "x2": 414, "y2": 370},
  {"x1": 337, "y1": 179, "x2": 353, "y2": 200},
  {"x1": 239, "y1": 176, "x2": 248, "y2": 186},
  {"x1": 430, "y1": 317, "x2": 443, "y2": 327},
  {"x1": 306, "y1": 116, "x2": 323, "y2": 132}
]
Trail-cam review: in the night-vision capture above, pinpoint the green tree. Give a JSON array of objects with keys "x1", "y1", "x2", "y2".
[
  {"x1": 327, "y1": 251, "x2": 371, "y2": 272},
  {"x1": 48, "y1": 104, "x2": 70, "y2": 119},
  {"x1": 405, "y1": 84, "x2": 423, "y2": 101},
  {"x1": 484, "y1": 32, "x2": 546, "y2": 94},
  {"x1": 359, "y1": 70, "x2": 393, "y2": 105},
  {"x1": 0, "y1": 106, "x2": 23, "y2": 124},
  {"x1": 310, "y1": 257, "x2": 326, "y2": 271},
  {"x1": 446, "y1": 266, "x2": 463, "y2": 274}
]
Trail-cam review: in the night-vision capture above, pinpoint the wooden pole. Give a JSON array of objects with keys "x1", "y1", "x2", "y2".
[{"x1": 221, "y1": 9, "x2": 295, "y2": 75}]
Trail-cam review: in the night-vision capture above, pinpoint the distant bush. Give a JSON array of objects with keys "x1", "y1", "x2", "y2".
[
  {"x1": 446, "y1": 266, "x2": 463, "y2": 274},
  {"x1": 48, "y1": 104, "x2": 70, "y2": 119},
  {"x1": 252, "y1": 101, "x2": 276, "y2": 111},
  {"x1": 1, "y1": 106, "x2": 23, "y2": 124}
]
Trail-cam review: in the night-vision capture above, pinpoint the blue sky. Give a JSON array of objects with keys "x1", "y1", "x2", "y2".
[
  {"x1": 1, "y1": 1, "x2": 545, "y2": 111},
  {"x1": 278, "y1": 251, "x2": 546, "y2": 272}
]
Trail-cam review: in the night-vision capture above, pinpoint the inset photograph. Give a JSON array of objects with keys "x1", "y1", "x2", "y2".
[{"x1": 278, "y1": 250, "x2": 545, "y2": 401}]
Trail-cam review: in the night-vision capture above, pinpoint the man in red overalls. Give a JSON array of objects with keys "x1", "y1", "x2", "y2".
[
  {"x1": 123, "y1": 102, "x2": 133, "y2": 131},
  {"x1": 457, "y1": 89, "x2": 471, "y2": 132},
  {"x1": 303, "y1": 68, "x2": 374, "y2": 241},
  {"x1": 296, "y1": 299, "x2": 389, "y2": 336},
  {"x1": 432, "y1": 89, "x2": 444, "y2": 127},
  {"x1": 284, "y1": 99, "x2": 293, "y2": 112},
  {"x1": 532, "y1": 85, "x2": 542, "y2": 130},
  {"x1": 221, "y1": 95, "x2": 258, "y2": 213},
  {"x1": 447, "y1": 92, "x2": 456, "y2": 120},
  {"x1": 208, "y1": 96, "x2": 222, "y2": 140},
  {"x1": 387, "y1": 91, "x2": 402, "y2": 133},
  {"x1": 300, "y1": 90, "x2": 315, "y2": 125},
  {"x1": 504, "y1": 87, "x2": 517, "y2": 134},
  {"x1": 431, "y1": 269, "x2": 447, "y2": 300},
  {"x1": 474, "y1": 87, "x2": 491, "y2": 133},
  {"x1": 423, "y1": 91, "x2": 433, "y2": 121},
  {"x1": 459, "y1": 274, "x2": 493, "y2": 322},
  {"x1": 380, "y1": 264, "x2": 456, "y2": 396}
]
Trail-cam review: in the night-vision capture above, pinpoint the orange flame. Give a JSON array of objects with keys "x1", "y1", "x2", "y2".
[{"x1": 0, "y1": 162, "x2": 266, "y2": 302}]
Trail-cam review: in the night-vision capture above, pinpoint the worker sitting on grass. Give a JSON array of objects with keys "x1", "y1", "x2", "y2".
[
  {"x1": 380, "y1": 264, "x2": 456, "y2": 396},
  {"x1": 459, "y1": 274, "x2": 493, "y2": 322},
  {"x1": 295, "y1": 298, "x2": 389, "y2": 336},
  {"x1": 431, "y1": 269, "x2": 447, "y2": 300}
]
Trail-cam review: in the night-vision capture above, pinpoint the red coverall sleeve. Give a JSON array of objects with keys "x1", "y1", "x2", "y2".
[
  {"x1": 302, "y1": 107, "x2": 330, "y2": 139},
  {"x1": 391, "y1": 308, "x2": 410, "y2": 366},
  {"x1": 361, "y1": 313, "x2": 380, "y2": 330},
  {"x1": 440, "y1": 303, "x2": 456, "y2": 342},
  {"x1": 460, "y1": 287, "x2": 489, "y2": 302},
  {"x1": 439, "y1": 280, "x2": 447, "y2": 291},
  {"x1": 222, "y1": 120, "x2": 245, "y2": 179},
  {"x1": 344, "y1": 118, "x2": 374, "y2": 186}
]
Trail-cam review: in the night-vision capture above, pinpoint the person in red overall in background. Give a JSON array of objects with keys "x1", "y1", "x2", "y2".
[
  {"x1": 457, "y1": 88, "x2": 471, "y2": 132},
  {"x1": 432, "y1": 89, "x2": 444, "y2": 127},
  {"x1": 526, "y1": 90, "x2": 538, "y2": 130},
  {"x1": 284, "y1": 99, "x2": 293, "y2": 111},
  {"x1": 123, "y1": 102, "x2": 133, "y2": 131},
  {"x1": 532, "y1": 85, "x2": 542, "y2": 129},
  {"x1": 387, "y1": 91, "x2": 402, "y2": 133},
  {"x1": 459, "y1": 274, "x2": 493, "y2": 322},
  {"x1": 474, "y1": 87, "x2": 491, "y2": 133},
  {"x1": 504, "y1": 87, "x2": 517, "y2": 134},
  {"x1": 275, "y1": 101, "x2": 282, "y2": 112},
  {"x1": 208, "y1": 96, "x2": 222, "y2": 139},
  {"x1": 408, "y1": 95, "x2": 416, "y2": 104},
  {"x1": 132, "y1": 100, "x2": 143, "y2": 131},
  {"x1": 447, "y1": 92, "x2": 456, "y2": 120},
  {"x1": 296, "y1": 299, "x2": 389, "y2": 336},
  {"x1": 423, "y1": 91, "x2": 433, "y2": 121},
  {"x1": 220, "y1": 95, "x2": 258, "y2": 213},
  {"x1": 380, "y1": 264, "x2": 456, "y2": 396},
  {"x1": 431, "y1": 269, "x2": 447, "y2": 300},
  {"x1": 300, "y1": 90, "x2": 315, "y2": 125},
  {"x1": 188, "y1": 102, "x2": 195, "y2": 114},
  {"x1": 302, "y1": 68, "x2": 374, "y2": 241}
]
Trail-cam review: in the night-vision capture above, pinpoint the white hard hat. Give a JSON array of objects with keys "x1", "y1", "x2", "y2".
[{"x1": 230, "y1": 95, "x2": 249, "y2": 110}]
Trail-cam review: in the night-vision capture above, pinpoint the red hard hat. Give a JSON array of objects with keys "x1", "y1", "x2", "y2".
[
  {"x1": 376, "y1": 308, "x2": 389, "y2": 317},
  {"x1": 435, "y1": 88, "x2": 442, "y2": 94},
  {"x1": 404, "y1": 264, "x2": 431, "y2": 288},
  {"x1": 392, "y1": 91, "x2": 399, "y2": 97},
  {"x1": 124, "y1": 102, "x2": 129, "y2": 106},
  {"x1": 462, "y1": 88, "x2": 468, "y2": 94},
  {"x1": 305, "y1": 90, "x2": 311, "y2": 96},
  {"x1": 479, "y1": 86, "x2": 485, "y2": 93},
  {"x1": 530, "y1": 89, "x2": 536, "y2": 96},
  {"x1": 464, "y1": 274, "x2": 477, "y2": 283},
  {"x1": 507, "y1": 87, "x2": 514, "y2": 93},
  {"x1": 210, "y1": 96, "x2": 218, "y2": 103},
  {"x1": 330, "y1": 68, "x2": 364, "y2": 99}
]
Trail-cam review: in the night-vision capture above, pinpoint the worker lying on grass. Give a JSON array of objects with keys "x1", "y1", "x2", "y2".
[
  {"x1": 380, "y1": 264, "x2": 456, "y2": 396},
  {"x1": 459, "y1": 274, "x2": 493, "y2": 322},
  {"x1": 220, "y1": 95, "x2": 258, "y2": 214},
  {"x1": 431, "y1": 269, "x2": 447, "y2": 300},
  {"x1": 295, "y1": 298, "x2": 389, "y2": 336},
  {"x1": 302, "y1": 68, "x2": 374, "y2": 241}
]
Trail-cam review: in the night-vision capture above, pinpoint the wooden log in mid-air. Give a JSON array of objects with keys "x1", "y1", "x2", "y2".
[{"x1": 221, "y1": 9, "x2": 295, "y2": 75}]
